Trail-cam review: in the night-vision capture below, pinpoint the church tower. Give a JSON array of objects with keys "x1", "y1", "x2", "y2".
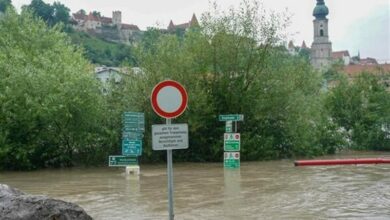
[{"x1": 311, "y1": 0, "x2": 332, "y2": 70}]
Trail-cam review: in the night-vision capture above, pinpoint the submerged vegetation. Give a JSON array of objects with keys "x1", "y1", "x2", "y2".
[{"x1": 0, "y1": 1, "x2": 388, "y2": 170}]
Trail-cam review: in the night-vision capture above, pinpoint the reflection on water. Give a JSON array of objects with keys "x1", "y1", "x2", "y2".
[{"x1": 1, "y1": 152, "x2": 390, "y2": 220}]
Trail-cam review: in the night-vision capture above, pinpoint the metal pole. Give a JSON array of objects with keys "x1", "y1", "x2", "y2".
[
  {"x1": 235, "y1": 121, "x2": 237, "y2": 133},
  {"x1": 166, "y1": 118, "x2": 174, "y2": 220}
]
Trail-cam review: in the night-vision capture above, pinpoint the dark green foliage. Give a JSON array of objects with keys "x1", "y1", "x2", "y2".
[
  {"x1": 68, "y1": 31, "x2": 136, "y2": 66},
  {"x1": 23, "y1": 0, "x2": 70, "y2": 26},
  {"x1": 0, "y1": 0, "x2": 12, "y2": 12}
]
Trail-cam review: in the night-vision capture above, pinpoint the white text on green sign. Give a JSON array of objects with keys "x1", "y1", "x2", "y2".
[
  {"x1": 224, "y1": 133, "x2": 240, "y2": 151},
  {"x1": 122, "y1": 139, "x2": 142, "y2": 156},
  {"x1": 224, "y1": 152, "x2": 240, "y2": 168},
  {"x1": 219, "y1": 114, "x2": 244, "y2": 122},
  {"x1": 108, "y1": 155, "x2": 138, "y2": 167}
]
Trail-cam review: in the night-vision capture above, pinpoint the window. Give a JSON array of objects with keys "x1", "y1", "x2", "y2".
[{"x1": 320, "y1": 29, "x2": 324, "y2": 36}]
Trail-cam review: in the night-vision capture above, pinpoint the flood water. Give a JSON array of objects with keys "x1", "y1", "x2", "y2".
[{"x1": 1, "y1": 152, "x2": 390, "y2": 220}]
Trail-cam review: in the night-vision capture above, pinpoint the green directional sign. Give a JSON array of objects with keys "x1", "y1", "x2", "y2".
[
  {"x1": 224, "y1": 133, "x2": 240, "y2": 151},
  {"x1": 122, "y1": 139, "x2": 142, "y2": 156},
  {"x1": 109, "y1": 155, "x2": 138, "y2": 167},
  {"x1": 224, "y1": 152, "x2": 240, "y2": 168},
  {"x1": 219, "y1": 114, "x2": 244, "y2": 122}
]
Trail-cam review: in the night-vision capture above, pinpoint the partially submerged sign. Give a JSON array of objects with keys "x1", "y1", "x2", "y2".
[
  {"x1": 122, "y1": 139, "x2": 142, "y2": 156},
  {"x1": 109, "y1": 155, "x2": 138, "y2": 167},
  {"x1": 224, "y1": 133, "x2": 240, "y2": 151},
  {"x1": 152, "y1": 124, "x2": 189, "y2": 150},
  {"x1": 224, "y1": 152, "x2": 240, "y2": 168}
]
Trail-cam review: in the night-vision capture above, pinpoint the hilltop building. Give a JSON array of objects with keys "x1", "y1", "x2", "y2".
[
  {"x1": 167, "y1": 14, "x2": 199, "y2": 32},
  {"x1": 72, "y1": 10, "x2": 142, "y2": 44}
]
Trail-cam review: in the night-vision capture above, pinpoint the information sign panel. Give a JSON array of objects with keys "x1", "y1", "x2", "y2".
[
  {"x1": 122, "y1": 139, "x2": 142, "y2": 156},
  {"x1": 224, "y1": 152, "x2": 240, "y2": 168},
  {"x1": 224, "y1": 133, "x2": 240, "y2": 151},
  {"x1": 152, "y1": 124, "x2": 188, "y2": 150}
]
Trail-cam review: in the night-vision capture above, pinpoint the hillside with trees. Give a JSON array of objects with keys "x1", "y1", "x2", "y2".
[{"x1": 20, "y1": 0, "x2": 135, "y2": 66}]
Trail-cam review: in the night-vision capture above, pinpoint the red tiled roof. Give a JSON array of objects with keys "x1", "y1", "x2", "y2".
[
  {"x1": 342, "y1": 64, "x2": 390, "y2": 77},
  {"x1": 332, "y1": 50, "x2": 350, "y2": 59},
  {"x1": 121, "y1": 23, "x2": 140, "y2": 31},
  {"x1": 359, "y1": 57, "x2": 378, "y2": 65}
]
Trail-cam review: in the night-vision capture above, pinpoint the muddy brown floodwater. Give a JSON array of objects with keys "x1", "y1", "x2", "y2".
[{"x1": 1, "y1": 152, "x2": 390, "y2": 220}]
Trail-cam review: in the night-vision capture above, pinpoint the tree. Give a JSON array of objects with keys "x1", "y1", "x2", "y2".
[
  {"x1": 0, "y1": 9, "x2": 106, "y2": 170},
  {"x1": 128, "y1": 0, "x2": 340, "y2": 162},
  {"x1": 0, "y1": 0, "x2": 11, "y2": 13},
  {"x1": 23, "y1": 0, "x2": 70, "y2": 26},
  {"x1": 326, "y1": 73, "x2": 390, "y2": 150},
  {"x1": 52, "y1": 1, "x2": 70, "y2": 24}
]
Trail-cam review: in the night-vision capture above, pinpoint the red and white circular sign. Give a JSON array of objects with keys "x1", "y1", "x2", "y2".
[{"x1": 151, "y1": 80, "x2": 188, "y2": 119}]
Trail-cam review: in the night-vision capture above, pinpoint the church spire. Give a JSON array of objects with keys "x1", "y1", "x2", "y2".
[{"x1": 313, "y1": 0, "x2": 329, "y2": 19}]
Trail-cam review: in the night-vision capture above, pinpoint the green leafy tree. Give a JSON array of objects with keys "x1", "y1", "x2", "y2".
[
  {"x1": 0, "y1": 9, "x2": 106, "y2": 170},
  {"x1": 124, "y1": 0, "x2": 340, "y2": 162},
  {"x1": 24, "y1": 0, "x2": 70, "y2": 26},
  {"x1": 52, "y1": 1, "x2": 70, "y2": 24},
  {"x1": 326, "y1": 73, "x2": 390, "y2": 150}
]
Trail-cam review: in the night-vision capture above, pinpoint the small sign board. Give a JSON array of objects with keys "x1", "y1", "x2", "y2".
[
  {"x1": 224, "y1": 133, "x2": 240, "y2": 151},
  {"x1": 219, "y1": 114, "x2": 244, "y2": 122},
  {"x1": 122, "y1": 139, "x2": 142, "y2": 156},
  {"x1": 224, "y1": 152, "x2": 240, "y2": 168},
  {"x1": 109, "y1": 155, "x2": 138, "y2": 167},
  {"x1": 152, "y1": 124, "x2": 189, "y2": 150}
]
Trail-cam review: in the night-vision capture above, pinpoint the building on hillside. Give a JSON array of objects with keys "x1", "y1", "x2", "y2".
[
  {"x1": 95, "y1": 67, "x2": 123, "y2": 84},
  {"x1": 72, "y1": 10, "x2": 141, "y2": 44},
  {"x1": 332, "y1": 50, "x2": 351, "y2": 65},
  {"x1": 166, "y1": 14, "x2": 199, "y2": 33}
]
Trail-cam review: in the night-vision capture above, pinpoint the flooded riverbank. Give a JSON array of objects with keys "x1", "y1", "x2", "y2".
[{"x1": 1, "y1": 152, "x2": 390, "y2": 219}]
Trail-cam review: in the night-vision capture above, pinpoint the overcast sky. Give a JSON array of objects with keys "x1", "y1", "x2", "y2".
[{"x1": 12, "y1": 0, "x2": 390, "y2": 62}]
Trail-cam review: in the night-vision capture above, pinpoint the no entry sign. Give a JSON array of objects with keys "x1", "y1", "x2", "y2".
[{"x1": 151, "y1": 80, "x2": 188, "y2": 119}]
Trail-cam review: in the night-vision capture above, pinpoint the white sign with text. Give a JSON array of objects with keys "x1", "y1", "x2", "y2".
[{"x1": 152, "y1": 124, "x2": 189, "y2": 150}]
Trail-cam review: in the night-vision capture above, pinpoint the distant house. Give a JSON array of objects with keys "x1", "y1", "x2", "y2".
[
  {"x1": 332, "y1": 50, "x2": 351, "y2": 65},
  {"x1": 95, "y1": 66, "x2": 123, "y2": 83}
]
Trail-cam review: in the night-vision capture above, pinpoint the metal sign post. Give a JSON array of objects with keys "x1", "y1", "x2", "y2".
[
  {"x1": 166, "y1": 118, "x2": 174, "y2": 220},
  {"x1": 151, "y1": 80, "x2": 188, "y2": 220}
]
